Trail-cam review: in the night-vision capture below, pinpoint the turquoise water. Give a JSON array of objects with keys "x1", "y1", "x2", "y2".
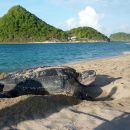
[{"x1": 0, "y1": 42, "x2": 130, "y2": 72}]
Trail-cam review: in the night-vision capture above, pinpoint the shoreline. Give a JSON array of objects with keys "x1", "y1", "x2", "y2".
[
  {"x1": 0, "y1": 40, "x2": 110, "y2": 44},
  {"x1": 64, "y1": 53, "x2": 126, "y2": 66},
  {"x1": 0, "y1": 53, "x2": 129, "y2": 73}
]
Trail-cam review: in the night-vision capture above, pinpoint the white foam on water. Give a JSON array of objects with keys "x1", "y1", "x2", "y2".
[
  {"x1": 122, "y1": 51, "x2": 130, "y2": 55},
  {"x1": 125, "y1": 43, "x2": 130, "y2": 45}
]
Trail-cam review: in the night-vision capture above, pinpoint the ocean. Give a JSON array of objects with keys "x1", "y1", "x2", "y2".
[{"x1": 0, "y1": 42, "x2": 130, "y2": 72}]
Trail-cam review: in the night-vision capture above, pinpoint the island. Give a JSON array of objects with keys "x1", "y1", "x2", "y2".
[
  {"x1": 67, "y1": 27, "x2": 110, "y2": 42},
  {"x1": 110, "y1": 32, "x2": 130, "y2": 41},
  {"x1": 0, "y1": 5, "x2": 110, "y2": 43}
]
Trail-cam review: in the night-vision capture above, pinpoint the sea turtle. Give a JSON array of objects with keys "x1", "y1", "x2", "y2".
[{"x1": 0, "y1": 66, "x2": 96, "y2": 99}]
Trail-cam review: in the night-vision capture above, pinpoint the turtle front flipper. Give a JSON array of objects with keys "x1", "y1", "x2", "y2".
[
  {"x1": 0, "y1": 83, "x2": 4, "y2": 92},
  {"x1": 0, "y1": 91, "x2": 13, "y2": 98}
]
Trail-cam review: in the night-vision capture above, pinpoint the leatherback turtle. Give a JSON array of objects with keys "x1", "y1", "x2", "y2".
[{"x1": 0, "y1": 66, "x2": 96, "y2": 99}]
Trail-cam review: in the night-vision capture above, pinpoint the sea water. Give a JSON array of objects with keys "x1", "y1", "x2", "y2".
[{"x1": 0, "y1": 42, "x2": 130, "y2": 72}]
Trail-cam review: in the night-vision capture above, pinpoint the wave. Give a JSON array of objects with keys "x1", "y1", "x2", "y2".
[
  {"x1": 125, "y1": 43, "x2": 130, "y2": 45},
  {"x1": 122, "y1": 51, "x2": 130, "y2": 55}
]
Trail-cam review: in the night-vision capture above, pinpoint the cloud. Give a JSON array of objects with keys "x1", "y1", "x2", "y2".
[
  {"x1": 66, "y1": 18, "x2": 78, "y2": 29},
  {"x1": 78, "y1": 6, "x2": 103, "y2": 30},
  {"x1": 65, "y1": 6, "x2": 104, "y2": 31}
]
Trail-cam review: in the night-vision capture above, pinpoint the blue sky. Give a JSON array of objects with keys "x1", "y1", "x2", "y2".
[{"x1": 0, "y1": 0, "x2": 130, "y2": 36}]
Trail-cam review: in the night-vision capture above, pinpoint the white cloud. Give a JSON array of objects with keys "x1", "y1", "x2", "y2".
[
  {"x1": 65, "y1": 6, "x2": 104, "y2": 31},
  {"x1": 66, "y1": 18, "x2": 78, "y2": 29},
  {"x1": 78, "y1": 6, "x2": 103, "y2": 30}
]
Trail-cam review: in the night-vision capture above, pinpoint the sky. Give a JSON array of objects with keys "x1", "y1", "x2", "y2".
[{"x1": 0, "y1": 0, "x2": 130, "y2": 36}]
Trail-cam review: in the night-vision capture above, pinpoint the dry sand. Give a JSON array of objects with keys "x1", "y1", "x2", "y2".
[{"x1": 0, "y1": 54, "x2": 130, "y2": 130}]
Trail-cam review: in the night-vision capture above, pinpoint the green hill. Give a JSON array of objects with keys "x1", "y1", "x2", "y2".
[
  {"x1": 0, "y1": 5, "x2": 109, "y2": 43},
  {"x1": 110, "y1": 32, "x2": 130, "y2": 41},
  {"x1": 67, "y1": 27, "x2": 110, "y2": 42},
  {"x1": 0, "y1": 5, "x2": 68, "y2": 42}
]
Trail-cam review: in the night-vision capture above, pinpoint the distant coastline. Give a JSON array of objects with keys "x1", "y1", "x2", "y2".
[
  {"x1": 28, "y1": 40, "x2": 109, "y2": 44},
  {"x1": 0, "y1": 40, "x2": 109, "y2": 44},
  {"x1": 110, "y1": 32, "x2": 130, "y2": 41}
]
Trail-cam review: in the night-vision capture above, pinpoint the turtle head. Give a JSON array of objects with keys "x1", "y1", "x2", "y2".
[{"x1": 77, "y1": 70, "x2": 96, "y2": 86}]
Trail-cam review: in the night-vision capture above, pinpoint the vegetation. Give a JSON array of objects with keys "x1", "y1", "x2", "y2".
[
  {"x1": 0, "y1": 5, "x2": 68, "y2": 42},
  {"x1": 0, "y1": 5, "x2": 109, "y2": 43},
  {"x1": 67, "y1": 27, "x2": 110, "y2": 42},
  {"x1": 110, "y1": 32, "x2": 130, "y2": 41}
]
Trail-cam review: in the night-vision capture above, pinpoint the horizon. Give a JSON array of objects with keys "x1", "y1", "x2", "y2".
[{"x1": 0, "y1": 0, "x2": 130, "y2": 36}]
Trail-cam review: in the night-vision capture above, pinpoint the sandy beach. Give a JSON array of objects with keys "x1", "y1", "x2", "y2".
[{"x1": 0, "y1": 54, "x2": 130, "y2": 130}]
